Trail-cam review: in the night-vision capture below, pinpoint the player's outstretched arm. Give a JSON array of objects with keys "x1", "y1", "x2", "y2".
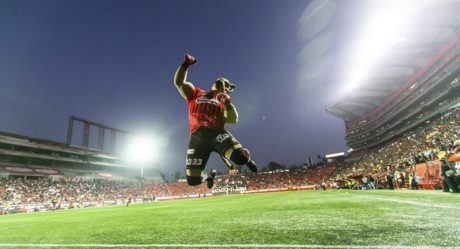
[{"x1": 174, "y1": 54, "x2": 197, "y2": 100}]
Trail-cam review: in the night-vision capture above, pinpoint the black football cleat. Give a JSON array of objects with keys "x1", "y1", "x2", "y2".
[
  {"x1": 205, "y1": 177, "x2": 214, "y2": 189},
  {"x1": 246, "y1": 160, "x2": 258, "y2": 173},
  {"x1": 206, "y1": 169, "x2": 217, "y2": 189}
]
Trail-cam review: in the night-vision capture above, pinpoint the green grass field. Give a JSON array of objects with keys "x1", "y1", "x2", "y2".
[{"x1": 0, "y1": 190, "x2": 459, "y2": 249}]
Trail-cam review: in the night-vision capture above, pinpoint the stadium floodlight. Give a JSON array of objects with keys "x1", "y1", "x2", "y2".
[
  {"x1": 123, "y1": 135, "x2": 157, "y2": 165},
  {"x1": 342, "y1": 0, "x2": 411, "y2": 93},
  {"x1": 343, "y1": 67, "x2": 366, "y2": 93},
  {"x1": 123, "y1": 134, "x2": 161, "y2": 178}
]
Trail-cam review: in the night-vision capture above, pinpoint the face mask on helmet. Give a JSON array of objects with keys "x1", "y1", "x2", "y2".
[{"x1": 213, "y1": 78, "x2": 236, "y2": 93}]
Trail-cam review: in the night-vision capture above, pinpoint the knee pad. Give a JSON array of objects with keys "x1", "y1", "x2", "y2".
[
  {"x1": 187, "y1": 176, "x2": 202, "y2": 186},
  {"x1": 230, "y1": 148, "x2": 251, "y2": 165}
]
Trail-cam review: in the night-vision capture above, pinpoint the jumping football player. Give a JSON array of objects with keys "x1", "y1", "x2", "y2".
[{"x1": 174, "y1": 54, "x2": 258, "y2": 188}]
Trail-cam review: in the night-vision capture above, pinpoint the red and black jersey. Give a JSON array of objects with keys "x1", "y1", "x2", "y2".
[{"x1": 187, "y1": 87, "x2": 231, "y2": 134}]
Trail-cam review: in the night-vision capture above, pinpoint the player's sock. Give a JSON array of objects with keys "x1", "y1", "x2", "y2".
[{"x1": 246, "y1": 160, "x2": 258, "y2": 173}]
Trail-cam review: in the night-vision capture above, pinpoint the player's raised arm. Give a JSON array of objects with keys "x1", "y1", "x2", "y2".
[{"x1": 174, "y1": 54, "x2": 197, "y2": 100}]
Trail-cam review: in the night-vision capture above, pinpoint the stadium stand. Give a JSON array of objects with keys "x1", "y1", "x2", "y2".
[
  {"x1": 1, "y1": 98, "x2": 460, "y2": 216},
  {"x1": 322, "y1": 8, "x2": 460, "y2": 192},
  {"x1": 331, "y1": 109, "x2": 460, "y2": 190},
  {"x1": 0, "y1": 130, "x2": 166, "y2": 215},
  {"x1": 2, "y1": 108, "x2": 459, "y2": 215},
  {"x1": 165, "y1": 182, "x2": 210, "y2": 198}
]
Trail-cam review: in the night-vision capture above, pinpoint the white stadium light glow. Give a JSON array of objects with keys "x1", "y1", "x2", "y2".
[
  {"x1": 342, "y1": 0, "x2": 413, "y2": 94},
  {"x1": 325, "y1": 152, "x2": 345, "y2": 159},
  {"x1": 343, "y1": 67, "x2": 366, "y2": 93},
  {"x1": 390, "y1": 36, "x2": 406, "y2": 46},
  {"x1": 123, "y1": 135, "x2": 157, "y2": 164}
]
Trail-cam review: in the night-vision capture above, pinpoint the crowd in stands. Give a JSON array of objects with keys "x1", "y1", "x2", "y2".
[
  {"x1": 0, "y1": 176, "x2": 213, "y2": 215},
  {"x1": 2, "y1": 109, "x2": 459, "y2": 215},
  {"x1": 212, "y1": 164, "x2": 338, "y2": 193},
  {"x1": 165, "y1": 182, "x2": 209, "y2": 197},
  {"x1": 331, "y1": 109, "x2": 460, "y2": 192},
  {"x1": 0, "y1": 177, "x2": 142, "y2": 214}
]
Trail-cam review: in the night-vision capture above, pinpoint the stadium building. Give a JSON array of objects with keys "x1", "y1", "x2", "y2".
[
  {"x1": 0, "y1": 117, "x2": 209, "y2": 215},
  {"x1": 325, "y1": 2, "x2": 460, "y2": 157},
  {"x1": 0, "y1": 116, "x2": 161, "y2": 180}
]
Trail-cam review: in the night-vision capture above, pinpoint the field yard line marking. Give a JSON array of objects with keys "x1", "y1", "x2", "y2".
[
  {"x1": 351, "y1": 194, "x2": 460, "y2": 210},
  {"x1": 0, "y1": 244, "x2": 459, "y2": 249}
]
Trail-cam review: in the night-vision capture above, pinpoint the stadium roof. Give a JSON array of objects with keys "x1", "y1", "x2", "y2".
[{"x1": 323, "y1": 0, "x2": 460, "y2": 122}]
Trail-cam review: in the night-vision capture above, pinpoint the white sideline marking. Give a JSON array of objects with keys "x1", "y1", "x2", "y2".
[
  {"x1": 352, "y1": 194, "x2": 460, "y2": 210},
  {"x1": 0, "y1": 244, "x2": 459, "y2": 249}
]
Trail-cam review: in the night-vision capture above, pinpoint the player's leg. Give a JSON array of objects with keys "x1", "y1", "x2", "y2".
[
  {"x1": 228, "y1": 146, "x2": 257, "y2": 173},
  {"x1": 185, "y1": 149, "x2": 210, "y2": 186},
  {"x1": 214, "y1": 131, "x2": 257, "y2": 173},
  {"x1": 185, "y1": 131, "x2": 212, "y2": 186},
  {"x1": 219, "y1": 154, "x2": 235, "y2": 171}
]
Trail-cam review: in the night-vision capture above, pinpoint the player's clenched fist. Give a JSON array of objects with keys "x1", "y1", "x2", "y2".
[{"x1": 182, "y1": 54, "x2": 197, "y2": 68}]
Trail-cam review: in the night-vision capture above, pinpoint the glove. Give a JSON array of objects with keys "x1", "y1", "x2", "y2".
[{"x1": 182, "y1": 54, "x2": 197, "y2": 68}]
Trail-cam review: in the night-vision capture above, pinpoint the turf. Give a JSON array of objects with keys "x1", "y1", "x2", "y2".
[{"x1": 0, "y1": 190, "x2": 459, "y2": 249}]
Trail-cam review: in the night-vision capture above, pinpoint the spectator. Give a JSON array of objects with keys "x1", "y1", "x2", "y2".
[
  {"x1": 441, "y1": 158, "x2": 458, "y2": 193},
  {"x1": 368, "y1": 174, "x2": 375, "y2": 189}
]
